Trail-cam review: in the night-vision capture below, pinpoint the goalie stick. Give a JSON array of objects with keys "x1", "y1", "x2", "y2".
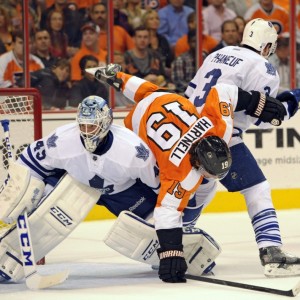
[
  {"x1": 186, "y1": 274, "x2": 300, "y2": 297},
  {"x1": 1, "y1": 119, "x2": 69, "y2": 290}
]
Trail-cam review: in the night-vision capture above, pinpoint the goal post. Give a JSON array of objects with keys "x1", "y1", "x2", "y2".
[{"x1": 0, "y1": 88, "x2": 42, "y2": 236}]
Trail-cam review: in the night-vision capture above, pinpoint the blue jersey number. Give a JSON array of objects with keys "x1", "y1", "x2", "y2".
[
  {"x1": 33, "y1": 141, "x2": 46, "y2": 160},
  {"x1": 194, "y1": 68, "x2": 222, "y2": 107}
]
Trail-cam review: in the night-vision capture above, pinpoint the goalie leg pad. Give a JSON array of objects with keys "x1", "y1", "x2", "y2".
[
  {"x1": 0, "y1": 162, "x2": 31, "y2": 222},
  {"x1": 104, "y1": 211, "x2": 221, "y2": 275},
  {"x1": 0, "y1": 174, "x2": 101, "y2": 282},
  {"x1": 182, "y1": 227, "x2": 221, "y2": 275},
  {"x1": 4, "y1": 176, "x2": 45, "y2": 224}
]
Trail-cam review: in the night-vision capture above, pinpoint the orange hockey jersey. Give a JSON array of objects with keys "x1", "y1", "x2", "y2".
[{"x1": 118, "y1": 72, "x2": 237, "y2": 230}]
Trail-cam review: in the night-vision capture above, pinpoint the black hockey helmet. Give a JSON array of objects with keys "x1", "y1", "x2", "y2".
[{"x1": 189, "y1": 135, "x2": 232, "y2": 179}]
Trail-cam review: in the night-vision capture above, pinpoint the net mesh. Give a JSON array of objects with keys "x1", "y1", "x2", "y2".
[{"x1": 0, "y1": 95, "x2": 36, "y2": 236}]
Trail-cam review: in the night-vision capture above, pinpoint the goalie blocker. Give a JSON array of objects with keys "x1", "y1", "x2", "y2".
[
  {"x1": 104, "y1": 211, "x2": 221, "y2": 276},
  {"x1": 0, "y1": 174, "x2": 101, "y2": 282}
]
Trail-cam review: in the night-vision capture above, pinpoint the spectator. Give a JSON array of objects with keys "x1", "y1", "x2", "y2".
[
  {"x1": 121, "y1": 0, "x2": 146, "y2": 31},
  {"x1": 46, "y1": 10, "x2": 69, "y2": 58},
  {"x1": 210, "y1": 20, "x2": 240, "y2": 53},
  {"x1": 70, "y1": 22, "x2": 106, "y2": 82},
  {"x1": 32, "y1": 29, "x2": 58, "y2": 69},
  {"x1": 69, "y1": 55, "x2": 108, "y2": 108},
  {"x1": 226, "y1": 0, "x2": 258, "y2": 17},
  {"x1": 0, "y1": 30, "x2": 44, "y2": 88},
  {"x1": 157, "y1": 0, "x2": 194, "y2": 48},
  {"x1": 268, "y1": 34, "x2": 300, "y2": 93},
  {"x1": 89, "y1": 3, "x2": 134, "y2": 54},
  {"x1": 203, "y1": 0, "x2": 236, "y2": 42},
  {"x1": 0, "y1": 6, "x2": 13, "y2": 52},
  {"x1": 171, "y1": 29, "x2": 196, "y2": 95},
  {"x1": 9, "y1": 0, "x2": 39, "y2": 34},
  {"x1": 174, "y1": 11, "x2": 218, "y2": 57},
  {"x1": 17, "y1": 58, "x2": 71, "y2": 110},
  {"x1": 111, "y1": 50, "x2": 135, "y2": 107},
  {"x1": 124, "y1": 25, "x2": 167, "y2": 85},
  {"x1": 113, "y1": 0, "x2": 134, "y2": 36},
  {"x1": 41, "y1": 0, "x2": 82, "y2": 51},
  {"x1": 142, "y1": 9, "x2": 173, "y2": 73},
  {"x1": 244, "y1": 0, "x2": 289, "y2": 34},
  {"x1": 234, "y1": 15, "x2": 246, "y2": 43}
]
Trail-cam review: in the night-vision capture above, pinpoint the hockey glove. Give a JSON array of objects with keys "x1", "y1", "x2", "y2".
[
  {"x1": 242, "y1": 90, "x2": 286, "y2": 126},
  {"x1": 276, "y1": 89, "x2": 300, "y2": 118},
  {"x1": 156, "y1": 228, "x2": 187, "y2": 283},
  {"x1": 94, "y1": 63, "x2": 123, "y2": 91}
]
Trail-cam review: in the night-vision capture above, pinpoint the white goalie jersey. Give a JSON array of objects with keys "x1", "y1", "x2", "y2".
[{"x1": 17, "y1": 122, "x2": 160, "y2": 198}]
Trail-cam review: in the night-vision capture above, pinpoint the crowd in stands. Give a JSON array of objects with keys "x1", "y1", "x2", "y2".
[{"x1": 0, "y1": 0, "x2": 299, "y2": 110}]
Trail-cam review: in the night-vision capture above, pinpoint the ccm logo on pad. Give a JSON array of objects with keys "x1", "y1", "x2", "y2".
[{"x1": 50, "y1": 206, "x2": 73, "y2": 226}]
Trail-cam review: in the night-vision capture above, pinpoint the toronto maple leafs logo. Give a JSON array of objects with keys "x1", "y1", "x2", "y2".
[
  {"x1": 135, "y1": 143, "x2": 149, "y2": 161},
  {"x1": 265, "y1": 62, "x2": 276, "y2": 76},
  {"x1": 47, "y1": 133, "x2": 58, "y2": 149},
  {"x1": 89, "y1": 175, "x2": 114, "y2": 194}
]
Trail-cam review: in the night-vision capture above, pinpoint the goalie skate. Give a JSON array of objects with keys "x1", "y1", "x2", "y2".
[{"x1": 260, "y1": 246, "x2": 300, "y2": 277}]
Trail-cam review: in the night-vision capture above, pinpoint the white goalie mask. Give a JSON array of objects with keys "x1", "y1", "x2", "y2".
[
  {"x1": 241, "y1": 18, "x2": 278, "y2": 58},
  {"x1": 77, "y1": 96, "x2": 113, "y2": 152}
]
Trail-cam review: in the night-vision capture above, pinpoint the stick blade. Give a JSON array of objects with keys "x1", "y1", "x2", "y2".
[
  {"x1": 26, "y1": 270, "x2": 69, "y2": 290},
  {"x1": 292, "y1": 280, "x2": 300, "y2": 297}
]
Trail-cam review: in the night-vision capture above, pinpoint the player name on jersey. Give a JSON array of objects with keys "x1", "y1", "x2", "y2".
[
  {"x1": 169, "y1": 117, "x2": 214, "y2": 167},
  {"x1": 210, "y1": 53, "x2": 243, "y2": 67}
]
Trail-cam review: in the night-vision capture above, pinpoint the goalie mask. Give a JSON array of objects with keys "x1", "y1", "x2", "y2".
[
  {"x1": 189, "y1": 136, "x2": 232, "y2": 179},
  {"x1": 241, "y1": 18, "x2": 278, "y2": 58},
  {"x1": 77, "y1": 96, "x2": 113, "y2": 152}
]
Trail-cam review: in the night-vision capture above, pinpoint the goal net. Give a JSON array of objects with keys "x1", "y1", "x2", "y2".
[{"x1": 0, "y1": 88, "x2": 42, "y2": 237}]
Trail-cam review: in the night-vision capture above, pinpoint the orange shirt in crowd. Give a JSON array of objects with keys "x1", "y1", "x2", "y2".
[
  {"x1": 0, "y1": 51, "x2": 44, "y2": 87},
  {"x1": 70, "y1": 45, "x2": 106, "y2": 81},
  {"x1": 98, "y1": 26, "x2": 134, "y2": 54},
  {"x1": 244, "y1": 3, "x2": 289, "y2": 34},
  {"x1": 174, "y1": 34, "x2": 218, "y2": 57}
]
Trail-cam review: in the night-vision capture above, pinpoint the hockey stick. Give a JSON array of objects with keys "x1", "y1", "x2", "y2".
[
  {"x1": 186, "y1": 274, "x2": 300, "y2": 297},
  {"x1": 1, "y1": 119, "x2": 69, "y2": 290}
]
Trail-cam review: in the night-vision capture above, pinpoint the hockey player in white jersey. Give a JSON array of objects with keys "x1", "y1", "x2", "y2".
[{"x1": 185, "y1": 18, "x2": 300, "y2": 277}]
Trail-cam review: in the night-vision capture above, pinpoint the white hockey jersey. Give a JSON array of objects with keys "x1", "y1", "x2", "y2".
[
  {"x1": 185, "y1": 46, "x2": 282, "y2": 137},
  {"x1": 18, "y1": 123, "x2": 160, "y2": 197}
]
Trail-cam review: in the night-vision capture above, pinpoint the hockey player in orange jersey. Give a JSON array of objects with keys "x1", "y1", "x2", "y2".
[{"x1": 86, "y1": 64, "x2": 286, "y2": 283}]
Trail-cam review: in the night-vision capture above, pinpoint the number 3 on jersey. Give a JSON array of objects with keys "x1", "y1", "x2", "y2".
[{"x1": 194, "y1": 68, "x2": 222, "y2": 107}]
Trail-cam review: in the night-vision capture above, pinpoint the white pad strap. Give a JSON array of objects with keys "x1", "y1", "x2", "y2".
[
  {"x1": 0, "y1": 174, "x2": 101, "y2": 282},
  {"x1": 104, "y1": 211, "x2": 221, "y2": 275}
]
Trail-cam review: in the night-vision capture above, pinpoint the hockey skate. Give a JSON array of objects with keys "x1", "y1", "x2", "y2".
[
  {"x1": 260, "y1": 246, "x2": 300, "y2": 277},
  {"x1": 85, "y1": 63, "x2": 123, "y2": 91}
]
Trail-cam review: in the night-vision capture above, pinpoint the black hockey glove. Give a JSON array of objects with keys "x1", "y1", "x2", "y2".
[
  {"x1": 156, "y1": 228, "x2": 187, "y2": 283},
  {"x1": 237, "y1": 89, "x2": 286, "y2": 126},
  {"x1": 94, "y1": 63, "x2": 123, "y2": 91},
  {"x1": 276, "y1": 89, "x2": 300, "y2": 118}
]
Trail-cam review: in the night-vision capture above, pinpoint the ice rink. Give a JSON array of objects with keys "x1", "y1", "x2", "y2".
[{"x1": 1, "y1": 209, "x2": 300, "y2": 300}]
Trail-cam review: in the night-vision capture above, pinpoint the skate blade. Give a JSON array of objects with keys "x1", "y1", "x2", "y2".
[{"x1": 264, "y1": 263, "x2": 300, "y2": 277}]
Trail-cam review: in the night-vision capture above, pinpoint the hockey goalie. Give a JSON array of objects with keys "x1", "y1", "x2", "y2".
[{"x1": 0, "y1": 96, "x2": 221, "y2": 284}]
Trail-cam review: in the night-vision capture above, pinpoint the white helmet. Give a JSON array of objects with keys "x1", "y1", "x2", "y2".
[
  {"x1": 241, "y1": 18, "x2": 278, "y2": 58},
  {"x1": 77, "y1": 96, "x2": 113, "y2": 152}
]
